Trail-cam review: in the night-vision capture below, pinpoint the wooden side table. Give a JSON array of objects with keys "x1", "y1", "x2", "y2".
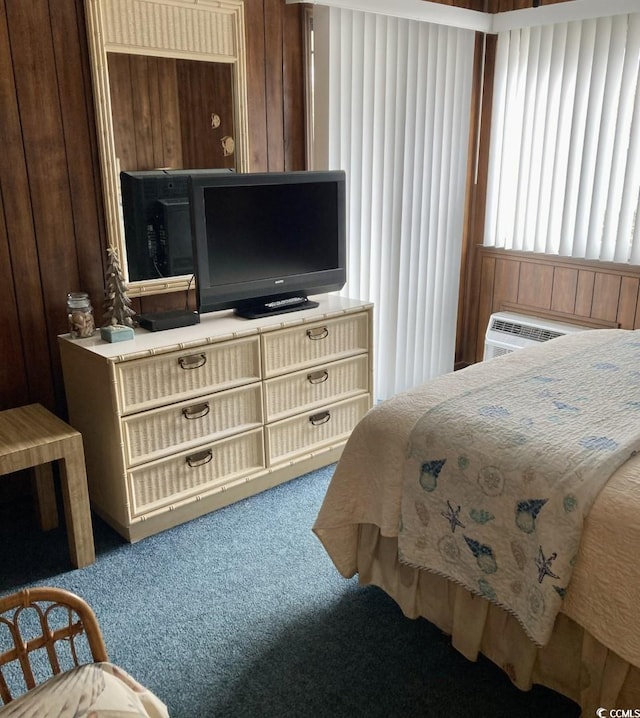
[{"x1": 0, "y1": 404, "x2": 95, "y2": 568}]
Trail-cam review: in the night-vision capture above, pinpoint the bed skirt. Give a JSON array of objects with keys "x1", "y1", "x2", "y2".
[{"x1": 356, "y1": 524, "x2": 640, "y2": 716}]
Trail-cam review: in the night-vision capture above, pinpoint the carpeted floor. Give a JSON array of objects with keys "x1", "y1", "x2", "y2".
[{"x1": 0, "y1": 466, "x2": 580, "y2": 717}]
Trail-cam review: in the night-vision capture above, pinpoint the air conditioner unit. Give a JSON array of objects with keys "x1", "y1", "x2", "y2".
[{"x1": 483, "y1": 311, "x2": 590, "y2": 362}]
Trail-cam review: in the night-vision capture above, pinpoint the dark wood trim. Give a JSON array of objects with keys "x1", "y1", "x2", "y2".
[
  {"x1": 457, "y1": 32, "x2": 486, "y2": 366},
  {"x1": 283, "y1": 3, "x2": 307, "y2": 170},
  {"x1": 264, "y1": 0, "x2": 285, "y2": 169},
  {"x1": 458, "y1": 33, "x2": 497, "y2": 368}
]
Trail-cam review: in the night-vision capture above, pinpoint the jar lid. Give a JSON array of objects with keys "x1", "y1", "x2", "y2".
[{"x1": 67, "y1": 291, "x2": 91, "y2": 308}]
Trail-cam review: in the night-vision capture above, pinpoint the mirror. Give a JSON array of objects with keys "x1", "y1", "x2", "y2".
[{"x1": 85, "y1": 0, "x2": 249, "y2": 296}]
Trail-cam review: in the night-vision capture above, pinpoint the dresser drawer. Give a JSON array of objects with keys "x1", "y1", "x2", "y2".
[
  {"x1": 263, "y1": 355, "x2": 369, "y2": 422},
  {"x1": 114, "y1": 336, "x2": 261, "y2": 414},
  {"x1": 122, "y1": 384, "x2": 263, "y2": 467},
  {"x1": 261, "y1": 312, "x2": 369, "y2": 378},
  {"x1": 127, "y1": 428, "x2": 265, "y2": 516},
  {"x1": 265, "y1": 394, "x2": 370, "y2": 466}
]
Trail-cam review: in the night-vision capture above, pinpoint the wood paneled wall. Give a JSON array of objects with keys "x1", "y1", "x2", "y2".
[
  {"x1": 107, "y1": 53, "x2": 237, "y2": 172},
  {"x1": 0, "y1": 0, "x2": 306, "y2": 417},
  {"x1": 0, "y1": 0, "x2": 104, "y2": 414},
  {"x1": 470, "y1": 248, "x2": 640, "y2": 362}
]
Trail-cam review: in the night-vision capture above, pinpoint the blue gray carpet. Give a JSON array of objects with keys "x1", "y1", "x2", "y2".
[{"x1": 0, "y1": 466, "x2": 579, "y2": 717}]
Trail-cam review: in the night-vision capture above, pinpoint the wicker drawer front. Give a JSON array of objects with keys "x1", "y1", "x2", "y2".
[
  {"x1": 122, "y1": 384, "x2": 263, "y2": 467},
  {"x1": 128, "y1": 428, "x2": 265, "y2": 516},
  {"x1": 261, "y1": 313, "x2": 369, "y2": 378},
  {"x1": 115, "y1": 337, "x2": 261, "y2": 414},
  {"x1": 266, "y1": 394, "x2": 370, "y2": 466},
  {"x1": 263, "y1": 355, "x2": 369, "y2": 422}
]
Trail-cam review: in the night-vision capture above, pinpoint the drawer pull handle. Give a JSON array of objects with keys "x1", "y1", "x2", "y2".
[
  {"x1": 309, "y1": 411, "x2": 331, "y2": 426},
  {"x1": 307, "y1": 370, "x2": 329, "y2": 385},
  {"x1": 306, "y1": 327, "x2": 329, "y2": 341},
  {"x1": 182, "y1": 402, "x2": 210, "y2": 420},
  {"x1": 178, "y1": 353, "x2": 207, "y2": 370},
  {"x1": 186, "y1": 449, "x2": 213, "y2": 468}
]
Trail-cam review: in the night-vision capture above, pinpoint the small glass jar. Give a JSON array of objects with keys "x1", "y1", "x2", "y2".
[{"x1": 67, "y1": 291, "x2": 96, "y2": 338}]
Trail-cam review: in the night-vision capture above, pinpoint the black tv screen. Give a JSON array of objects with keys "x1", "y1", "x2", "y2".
[{"x1": 189, "y1": 170, "x2": 347, "y2": 318}]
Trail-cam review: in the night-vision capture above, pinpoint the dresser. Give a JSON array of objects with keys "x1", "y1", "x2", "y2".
[{"x1": 58, "y1": 295, "x2": 373, "y2": 541}]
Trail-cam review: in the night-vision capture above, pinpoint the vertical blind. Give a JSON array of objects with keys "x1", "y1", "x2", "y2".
[
  {"x1": 313, "y1": 7, "x2": 475, "y2": 399},
  {"x1": 484, "y1": 13, "x2": 640, "y2": 263}
]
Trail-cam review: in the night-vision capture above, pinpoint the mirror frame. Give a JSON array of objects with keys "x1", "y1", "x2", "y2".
[{"x1": 85, "y1": 0, "x2": 250, "y2": 297}]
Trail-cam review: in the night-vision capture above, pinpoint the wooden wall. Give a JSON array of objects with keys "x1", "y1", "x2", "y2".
[
  {"x1": 469, "y1": 248, "x2": 640, "y2": 362},
  {"x1": 106, "y1": 54, "x2": 240, "y2": 173},
  {"x1": 0, "y1": 0, "x2": 307, "y2": 417}
]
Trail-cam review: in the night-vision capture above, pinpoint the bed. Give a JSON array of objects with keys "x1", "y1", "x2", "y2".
[{"x1": 313, "y1": 328, "x2": 640, "y2": 716}]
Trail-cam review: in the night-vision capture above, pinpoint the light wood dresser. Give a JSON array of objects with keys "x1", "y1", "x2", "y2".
[{"x1": 58, "y1": 295, "x2": 373, "y2": 541}]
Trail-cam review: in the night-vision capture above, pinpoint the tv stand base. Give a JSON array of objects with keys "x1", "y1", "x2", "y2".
[{"x1": 235, "y1": 297, "x2": 319, "y2": 319}]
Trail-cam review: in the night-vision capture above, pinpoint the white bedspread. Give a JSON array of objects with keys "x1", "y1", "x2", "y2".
[
  {"x1": 399, "y1": 330, "x2": 640, "y2": 646},
  {"x1": 313, "y1": 329, "x2": 640, "y2": 668}
]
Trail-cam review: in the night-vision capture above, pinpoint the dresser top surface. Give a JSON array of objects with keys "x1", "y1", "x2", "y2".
[{"x1": 58, "y1": 294, "x2": 372, "y2": 360}]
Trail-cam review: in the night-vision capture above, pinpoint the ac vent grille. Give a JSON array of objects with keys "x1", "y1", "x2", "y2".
[
  {"x1": 483, "y1": 311, "x2": 590, "y2": 362},
  {"x1": 490, "y1": 318, "x2": 564, "y2": 343}
]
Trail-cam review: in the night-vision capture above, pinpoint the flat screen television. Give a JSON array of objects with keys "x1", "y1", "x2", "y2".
[
  {"x1": 189, "y1": 170, "x2": 347, "y2": 319},
  {"x1": 120, "y1": 168, "x2": 232, "y2": 281}
]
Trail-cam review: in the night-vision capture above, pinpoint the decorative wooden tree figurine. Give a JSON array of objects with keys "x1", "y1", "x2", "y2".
[{"x1": 103, "y1": 246, "x2": 136, "y2": 327}]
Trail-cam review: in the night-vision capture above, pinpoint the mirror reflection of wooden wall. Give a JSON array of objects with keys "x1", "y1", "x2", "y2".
[{"x1": 107, "y1": 54, "x2": 235, "y2": 173}]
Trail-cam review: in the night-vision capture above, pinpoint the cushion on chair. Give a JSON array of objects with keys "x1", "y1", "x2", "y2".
[{"x1": 0, "y1": 662, "x2": 169, "y2": 717}]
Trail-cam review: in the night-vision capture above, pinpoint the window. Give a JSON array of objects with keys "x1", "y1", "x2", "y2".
[
  {"x1": 312, "y1": 7, "x2": 475, "y2": 397},
  {"x1": 484, "y1": 13, "x2": 640, "y2": 264}
]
